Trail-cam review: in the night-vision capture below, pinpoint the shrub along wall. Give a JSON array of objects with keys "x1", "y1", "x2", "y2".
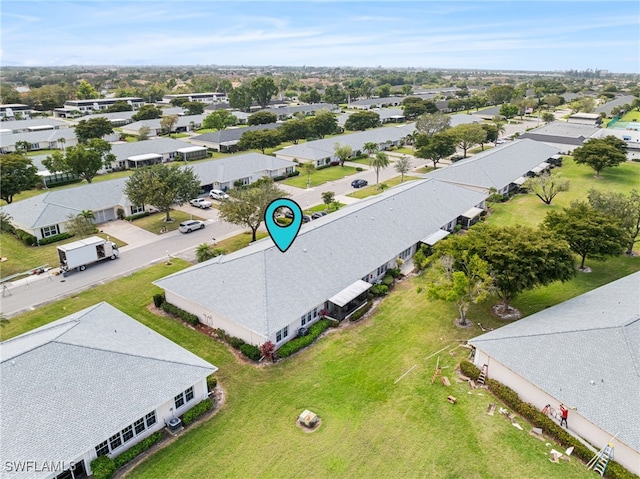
[
  {"x1": 459, "y1": 361, "x2": 637, "y2": 479},
  {"x1": 182, "y1": 398, "x2": 213, "y2": 426},
  {"x1": 213, "y1": 328, "x2": 260, "y2": 361},
  {"x1": 277, "y1": 319, "x2": 330, "y2": 358},
  {"x1": 89, "y1": 431, "x2": 163, "y2": 479}
]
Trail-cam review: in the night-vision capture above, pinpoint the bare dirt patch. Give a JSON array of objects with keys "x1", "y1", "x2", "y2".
[{"x1": 491, "y1": 304, "x2": 522, "y2": 320}]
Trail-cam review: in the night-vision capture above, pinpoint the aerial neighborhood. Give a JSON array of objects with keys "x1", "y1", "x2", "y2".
[{"x1": 1, "y1": 19, "x2": 639, "y2": 479}]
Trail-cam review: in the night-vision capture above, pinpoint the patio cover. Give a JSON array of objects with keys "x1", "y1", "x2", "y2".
[
  {"x1": 512, "y1": 176, "x2": 527, "y2": 186},
  {"x1": 177, "y1": 146, "x2": 207, "y2": 154},
  {"x1": 128, "y1": 153, "x2": 162, "y2": 163},
  {"x1": 461, "y1": 207, "x2": 484, "y2": 220},
  {"x1": 530, "y1": 162, "x2": 550, "y2": 175},
  {"x1": 328, "y1": 280, "x2": 372, "y2": 307},
  {"x1": 421, "y1": 229, "x2": 450, "y2": 246}
]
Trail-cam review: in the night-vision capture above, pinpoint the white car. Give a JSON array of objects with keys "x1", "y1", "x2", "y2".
[
  {"x1": 209, "y1": 189, "x2": 230, "y2": 200},
  {"x1": 190, "y1": 198, "x2": 212, "y2": 209},
  {"x1": 178, "y1": 220, "x2": 205, "y2": 233}
]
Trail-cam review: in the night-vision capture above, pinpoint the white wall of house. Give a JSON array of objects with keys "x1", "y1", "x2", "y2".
[
  {"x1": 474, "y1": 349, "x2": 639, "y2": 475},
  {"x1": 165, "y1": 291, "x2": 267, "y2": 346}
]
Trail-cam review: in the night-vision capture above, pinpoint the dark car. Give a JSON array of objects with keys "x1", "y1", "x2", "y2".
[
  {"x1": 311, "y1": 211, "x2": 327, "y2": 220},
  {"x1": 351, "y1": 179, "x2": 368, "y2": 188},
  {"x1": 302, "y1": 215, "x2": 311, "y2": 223}
]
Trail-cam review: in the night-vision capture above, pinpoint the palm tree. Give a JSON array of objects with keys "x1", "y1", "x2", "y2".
[
  {"x1": 369, "y1": 151, "x2": 389, "y2": 186},
  {"x1": 362, "y1": 142, "x2": 378, "y2": 157}
]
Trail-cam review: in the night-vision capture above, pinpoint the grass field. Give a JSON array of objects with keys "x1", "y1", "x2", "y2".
[
  {"x1": 4, "y1": 254, "x2": 636, "y2": 477},
  {"x1": 215, "y1": 231, "x2": 268, "y2": 253},
  {"x1": 282, "y1": 165, "x2": 359, "y2": 188},
  {"x1": 347, "y1": 176, "x2": 420, "y2": 199},
  {"x1": 488, "y1": 157, "x2": 640, "y2": 232},
  {"x1": 0, "y1": 232, "x2": 126, "y2": 279}
]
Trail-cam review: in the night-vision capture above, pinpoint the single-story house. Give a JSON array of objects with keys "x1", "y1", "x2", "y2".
[
  {"x1": 120, "y1": 114, "x2": 207, "y2": 137},
  {"x1": 348, "y1": 94, "x2": 439, "y2": 110},
  {"x1": 190, "y1": 123, "x2": 281, "y2": 152},
  {"x1": 518, "y1": 121, "x2": 601, "y2": 153},
  {"x1": 0, "y1": 103, "x2": 33, "y2": 120},
  {"x1": 0, "y1": 178, "x2": 138, "y2": 241},
  {"x1": 109, "y1": 138, "x2": 206, "y2": 169},
  {"x1": 567, "y1": 112, "x2": 601, "y2": 125},
  {"x1": 427, "y1": 139, "x2": 559, "y2": 196},
  {"x1": 470, "y1": 272, "x2": 640, "y2": 475},
  {"x1": 263, "y1": 103, "x2": 339, "y2": 120},
  {"x1": 189, "y1": 152, "x2": 296, "y2": 192},
  {"x1": 275, "y1": 124, "x2": 415, "y2": 167},
  {"x1": 28, "y1": 154, "x2": 80, "y2": 187},
  {"x1": 154, "y1": 178, "x2": 487, "y2": 348},
  {"x1": 0, "y1": 128, "x2": 80, "y2": 154},
  {"x1": 0, "y1": 302, "x2": 217, "y2": 479},
  {"x1": 0, "y1": 118, "x2": 70, "y2": 133},
  {"x1": 337, "y1": 108, "x2": 406, "y2": 127},
  {"x1": 591, "y1": 127, "x2": 640, "y2": 159},
  {"x1": 54, "y1": 97, "x2": 145, "y2": 117},
  {"x1": 161, "y1": 92, "x2": 227, "y2": 104}
]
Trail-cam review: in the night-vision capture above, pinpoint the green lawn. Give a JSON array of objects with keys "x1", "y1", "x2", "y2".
[
  {"x1": 394, "y1": 146, "x2": 415, "y2": 155},
  {"x1": 347, "y1": 176, "x2": 420, "y2": 199},
  {"x1": 415, "y1": 166, "x2": 435, "y2": 174},
  {"x1": 215, "y1": 231, "x2": 268, "y2": 253},
  {"x1": 488, "y1": 157, "x2": 640, "y2": 232},
  {"x1": 468, "y1": 145, "x2": 494, "y2": 154},
  {"x1": 131, "y1": 210, "x2": 206, "y2": 234},
  {"x1": 282, "y1": 165, "x2": 359, "y2": 188},
  {"x1": 5, "y1": 254, "x2": 635, "y2": 477},
  {"x1": 0, "y1": 232, "x2": 127, "y2": 279},
  {"x1": 619, "y1": 110, "x2": 640, "y2": 122}
]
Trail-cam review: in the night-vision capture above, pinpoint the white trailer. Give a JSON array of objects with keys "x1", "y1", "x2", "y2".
[{"x1": 57, "y1": 236, "x2": 119, "y2": 273}]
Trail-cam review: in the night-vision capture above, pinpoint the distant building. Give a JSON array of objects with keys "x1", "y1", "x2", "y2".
[
  {"x1": 54, "y1": 97, "x2": 145, "y2": 117},
  {"x1": 0, "y1": 104, "x2": 32, "y2": 120}
]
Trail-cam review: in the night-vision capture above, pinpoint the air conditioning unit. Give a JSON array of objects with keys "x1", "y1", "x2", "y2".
[{"x1": 167, "y1": 417, "x2": 182, "y2": 433}]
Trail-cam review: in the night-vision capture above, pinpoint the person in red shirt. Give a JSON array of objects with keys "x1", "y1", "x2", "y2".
[{"x1": 559, "y1": 404, "x2": 569, "y2": 428}]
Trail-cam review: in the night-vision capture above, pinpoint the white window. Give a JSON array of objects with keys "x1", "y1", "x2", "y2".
[
  {"x1": 301, "y1": 315, "x2": 306, "y2": 326},
  {"x1": 95, "y1": 441, "x2": 109, "y2": 457},
  {"x1": 185, "y1": 386, "x2": 194, "y2": 403},
  {"x1": 121, "y1": 425, "x2": 134, "y2": 443},
  {"x1": 109, "y1": 433, "x2": 122, "y2": 451},
  {"x1": 130, "y1": 205, "x2": 145, "y2": 215},
  {"x1": 276, "y1": 326, "x2": 288, "y2": 342},
  {"x1": 134, "y1": 418, "x2": 146, "y2": 435},
  {"x1": 174, "y1": 392, "x2": 185, "y2": 409},
  {"x1": 174, "y1": 387, "x2": 194, "y2": 409},
  {"x1": 41, "y1": 225, "x2": 59, "y2": 238},
  {"x1": 145, "y1": 411, "x2": 157, "y2": 427},
  {"x1": 400, "y1": 247, "x2": 411, "y2": 260}
]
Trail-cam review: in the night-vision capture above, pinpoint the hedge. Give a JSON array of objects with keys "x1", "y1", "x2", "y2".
[
  {"x1": 287, "y1": 170, "x2": 300, "y2": 177},
  {"x1": 90, "y1": 456, "x2": 116, "y2": 479},
  {"x1": 370, "y1": 284, "x2": 388, "y2": 296},
  {"x1": 113, "y1": 431, "x2": 163, "y2": 469},
  {"x1": 153, "y1": 293, "x2": 165, "y2": 308},
  {"x1": 459, "y1": 361, "x2": 637, "y2": 479},
  {"x1": 38, "y1": 232, "x2": 74, "y2": 245},
  {"x1": 381, "y1": 275, "x2": 394, "y2": 287},
  {"x1": 161, "y1": 301, "x2": 199, "y2": 326},
  {"x1": 15, "y1": 229, "x2": 37, "y2": 246},
  {"x1": 125, "y1": 211, "x2": 151, "y2": 221},
  {"x1": 349, "y1": 301, "x2": 372, "y2": 322},
  {"x1": 277, "y1": 319, "x2": 330, "y2": 358},
  {"x1": 207, "y1": 375, "x2": 217, "y2": 391},
  {"x1": 182, "y1": 398, "x2": 213, "y2": 426},
  {"x1": 240, "y1": 343, "x2": 261, "y2": 361}
]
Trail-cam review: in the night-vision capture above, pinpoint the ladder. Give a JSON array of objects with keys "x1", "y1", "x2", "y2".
[
  {"x1": 587, "y1": 443, "x2": 614, "y2": 477},
  {"x1": 477, "y1": 364, "x2": 488, "y2": 385}
]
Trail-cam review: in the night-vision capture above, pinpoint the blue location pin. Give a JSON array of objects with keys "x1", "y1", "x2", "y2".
[{"x1": 264, "y1": 198, "x2": 303, "y2": 253}]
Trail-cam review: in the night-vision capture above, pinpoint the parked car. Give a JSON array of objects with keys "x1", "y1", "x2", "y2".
[
  {"x1": 311, "y1": 211, "x2": 327, "y2": 220},
  {"x1": 190, "y1": 198, "x2": 212, "y2": 209},
  {"x1": 351, "y1": 179, "x2": 368, "y2": 188},
  {"x1": 178, "y1": 220, "x2": 205, "y2": 233},
  {"x1": 209, "y1": 189, "x2": 230, "y2": 200},
  {"x1": 302, "y1": 215, "x2": 311, "y2": 224}
]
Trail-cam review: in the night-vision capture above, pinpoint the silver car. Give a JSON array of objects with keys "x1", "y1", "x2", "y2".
[{"x1": 178, "y1": 220, "x2": 205, "y2": 233}]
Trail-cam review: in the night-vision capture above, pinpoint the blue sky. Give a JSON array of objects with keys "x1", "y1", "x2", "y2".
[{"x1": 1, "y1": 1, "x2": 639, "y2": 72}]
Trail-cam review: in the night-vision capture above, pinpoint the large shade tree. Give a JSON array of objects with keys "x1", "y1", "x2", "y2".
[
  {"x1": 572, "y1": 136, "x2": 627, "y2": 177},
  {"x1": 437, "y1": 224, "x2": 576, "y2": 316},
  {"x1": 307, "y1": 111, "x2": 337, "y2": 138},
  {"x1": 237, "y1": 129, "x2": 281, "y2": 154},
  {"x1": 344, "y1": 111, "x2": 380, "y2": 131},
  {"x1": 588, "y1": 188, "x2": 640, "y2": 255},
  {"x1": 450, "y1": 123, "x2": 487, "y2": 158},
  {"x1": 124, "y1": 164, "x2": 201, "y2": 222},
  {"x1": 218, "y1": 178, "x2": 289, "y2": 242},
  {"x1": 414, "y1": 132, "x2": 457, "y2": 169},
  {"x1": 0, "y1": 153, "x2": 40, "y2": 204},
  {"x1": 278, "y1": 119, "x2": 308, "y2": 144},
  {"x1": 75, "y1": 117, "x2": 114, "y2": 144},
  {"x1": 43, "y1": 139, "x2": 115, "y2": 184},
  {"x1": 415, "y1": 112, "x2": 451, "y2": 137},
  {"x1": 202, "y1": 110, "x2": 237, "y2": 130},
  {"x1": 543, "y1": 201, "x2": 628, "y2": 270},
  {"x1": 250, "y1": 77, "x2": 279, "y2": 109}
]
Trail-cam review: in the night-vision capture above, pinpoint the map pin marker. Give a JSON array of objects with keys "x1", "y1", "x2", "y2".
[{"x1": 264, "y1": 198, "x2": 303, "y2": 253}]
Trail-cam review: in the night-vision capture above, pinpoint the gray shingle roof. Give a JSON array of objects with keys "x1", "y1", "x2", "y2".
[
  {"x1": 155, "y1": 178, "x2": 487, "y2": 337},
  {"x1": 192, "y1": 123, "x2": 280, "y2": 144},
  {"x1": 0, "y1": 128, "x2": 77, "y2": 148},
  {"x1": 110, "y1": 137, "x2": 192, "y2": 161},
  {"x1": 427, "y1": 139, "x2": 559, "y2": 190},
  {"x1": 189, "y1": 152, "x2": 295, "y2": 184},
  {"x1": 0, "y1": 178, "x2": 132, "y2": 229},
  {"x1": 0, "y1": 118, "x2": 70, "y2": 132},
  {"x1": 124, "y1": 113, "x2": 207, "y2": 133},
  {"x1": 0, "y1": 302, "x2": 216, "y2": 479},
  {"x1": 276, "y1": 124, "x2": 416, "y2": 161},
  {"x1": 470, "y1": 272, "x2": 640, "y2": 452}
]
